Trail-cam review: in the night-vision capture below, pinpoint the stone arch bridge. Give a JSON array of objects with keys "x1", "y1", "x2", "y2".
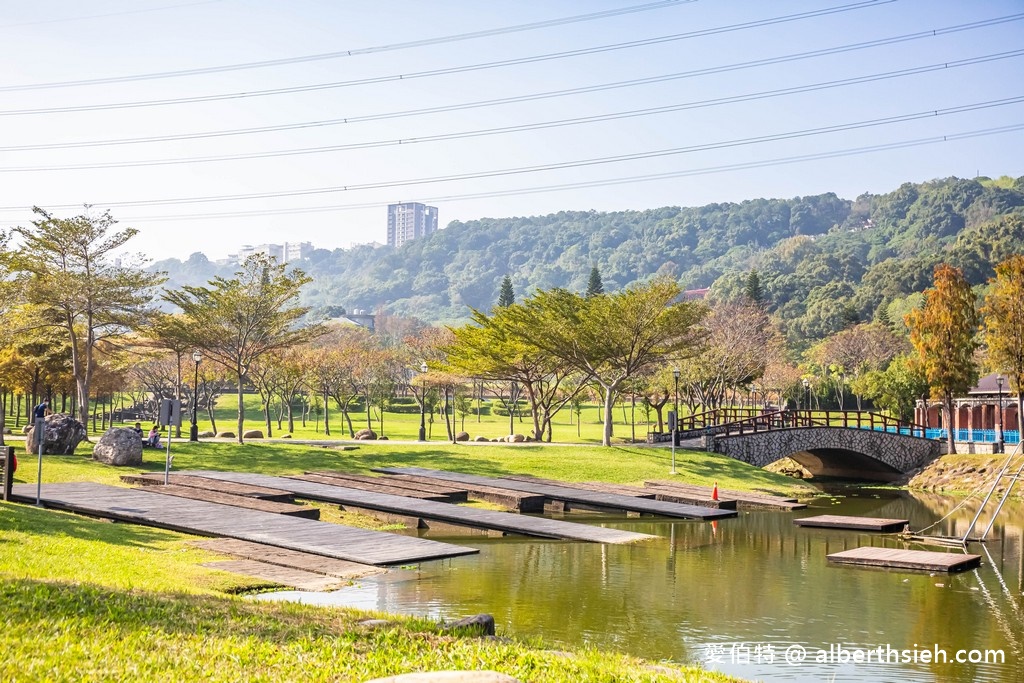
[{"x1": 683, "y1": 410, "x2": 941, "y2": 482}]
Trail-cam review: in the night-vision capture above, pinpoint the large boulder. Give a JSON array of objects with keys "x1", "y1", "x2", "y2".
[
  {"x1": 242, "y1": 430, "x2": 264, "y2": 439},
  {"x1": 474, "y1": 435, "x2": 490, "y2": 442},
  {"x1": 354, "y1": 428, "x2": 378, "y2": 440},
  {"x1": 26, "y1": 414, "x2": 87, "y2": 455},
  {"x1": 507, "y1": 434, "x2": 526, "y2": 443},
  {"x1": 198, "y1": 430, "x2": 216, "y2": 438},
  {"x1": 92, "y1": 427, "x2": 143, "y2": 466},
  {"x1": 455, "y1": 432, "x2": 470, "y2": 442},
  {"x1": 216, "y1": 431, "x2": 236, "y2": 439}
]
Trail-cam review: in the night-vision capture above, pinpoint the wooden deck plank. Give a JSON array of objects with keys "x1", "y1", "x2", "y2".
[
  {"x1": 202, "y1": 559, "x2": 346, "y2": 590},
  {"x1": 827, "y1": 547, "x2": 981, "y2": 572},
  {"x1": 376, "y1": 467, "x2": 737, "y2": 520},
  {"x1": 186, "y1": 471, "x2": 656, "y2": 544},
  {"x1": 138, "y1": 484, "x2": 320, "y2": 519},
  {"x1": 366, "y1": 473, "x2": 546, "y2": 512},
  {"x1": 795, "y1": 515, "x2": 909, "y2": 533},
  {"x1": 503, "y1": 474, "x2": 658, "y2": 499},
  {"x1": 191, "y1": 538, "x2": 384, "y2": 579},
  {"x1": 643, "y1": 480, "x2": 806, "y2": 510},
  {"x1": 120, "y1": 473, "x2": 296, "y2": 502},
  {"x1": 292, "y1": 473, "x2": 454, "y2": 501},
  {"x1": 11, "y1": 482, "x2": 477, "y2": 566},
  {"x1": 308, "y1": 471, "x2": 469, "y2": 502}
]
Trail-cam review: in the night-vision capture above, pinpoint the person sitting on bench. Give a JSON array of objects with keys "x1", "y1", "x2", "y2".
[{"x1": 146, "y1": 426, "x2": 161, "y2": 448}]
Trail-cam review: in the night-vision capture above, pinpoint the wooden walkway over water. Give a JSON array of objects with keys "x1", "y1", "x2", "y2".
[
  {"x1": 186, "y1": 471, "x2": 656, "y2": 544},
  {"x1": 795, "y1": 515, "x2": 909, "y2": 533},
  {"x1": 375, "y1": 467, "x2": 737, "y2": 520},
  {"x1": 827, "y1": 547, "x2": 981, "y2": 572},
  {"x1": 11, "y1": 482, "x2": 477, "y2": 566}
]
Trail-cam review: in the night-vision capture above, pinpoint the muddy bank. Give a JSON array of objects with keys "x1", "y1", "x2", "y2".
[{"x1": 903, "y1": 453, "x2": 1022, "y2": 497}]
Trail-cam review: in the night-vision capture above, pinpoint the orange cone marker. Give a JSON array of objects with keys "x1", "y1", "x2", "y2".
[{"x1": 712, "y1": 482, "x2": 719, "y2": 501}]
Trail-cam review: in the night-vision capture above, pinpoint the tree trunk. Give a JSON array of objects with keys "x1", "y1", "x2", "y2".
[
  {"x1": 944, "y1": 393, "x2": 956, "y2": 455},
  {"x1": 323, "y1": 387, "x2": 331, "y2": 436},
  {"x1": 287, "y1": 397, "x2": 295, "y2": 434},
  {"x1": 601, "y1": 382, "x2": 618, "y2": 447},
  {"x1": 236, "y1": 375, "x2": 245, "y2": 444}
]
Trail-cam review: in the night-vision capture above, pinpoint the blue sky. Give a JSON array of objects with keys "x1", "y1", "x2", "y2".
[{"x1": 1, "y1": 0, "x2": 1021, "y2": 261}]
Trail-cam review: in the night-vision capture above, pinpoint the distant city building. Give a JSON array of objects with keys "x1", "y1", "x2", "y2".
[
  {"x1": 387, "y1": 202, "x2": 438, "y2": 248},
  {"x1": 227, "y1": 241, "x2": 314, "y2": 265}
]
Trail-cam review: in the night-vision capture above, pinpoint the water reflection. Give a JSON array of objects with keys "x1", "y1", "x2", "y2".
[{"x1": 254, "y1": 491, "x2": 1023, "y2": 682}]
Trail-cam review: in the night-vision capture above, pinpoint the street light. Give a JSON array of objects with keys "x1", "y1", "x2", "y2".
[
  {"x1": 997, "y1": 374, "x2": 1005, "y2": 453},
  {"x1": 189, "y1": 351, "x2": 202, "y2": 442},
  {"x1": 418, "y1": 361, "x2": 428, "y2": 441},
  {"x1": 802, "y1": 378, "x2": 809, "y2": 413}
]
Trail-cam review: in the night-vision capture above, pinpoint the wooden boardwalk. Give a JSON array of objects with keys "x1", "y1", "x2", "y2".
[
  {"x1": 372, "y1": 473, "x2": 546, "y2": 512},
  {"x1": 192, "y1": 538, "x2": 384, "y2": 579},
  {"x1": 827, "y1": 547, "x2": 981, "y2": 572},
  {"x1": 121, "y1": 473, "x2": 296, "y2": 502},
  {"x1": 308, "y1": 471, "x2": 469, "y2": 502},
  {"x1": 138, "y1": 484, "x2": 321, "y2": 519},
  {"x1": 11, "y1": 482, "x2": 477, "y2": 566},
  {"x1": 186, "y1": 471, "x2": 657, "y2": 544},
  {"x1": 795, "y1": 515, "x2": 909, "y2": 533},
  {"x1": 376, "y1": 467, "x2": 737, "y2": 520},
  {"x1": 644, "y1": 480, "x2": 806, "y2": 510}
]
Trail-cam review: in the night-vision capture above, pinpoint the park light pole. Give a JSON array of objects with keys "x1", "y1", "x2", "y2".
[
  {"x1": 418, "y1": 361, "x2": 428, "y2": 441},
  {"x1": 673, "y1": 366, "x2": 680, "y2": 422},
  {"x1": 996, "y1": 374, "x2": 1004, "y2": 453},
  {"x1": 189, "y1": 351, "x2": 202, "y2": 442},
  {"x1": 802, "y1": 378, "x2": 809, "y2": 414}
]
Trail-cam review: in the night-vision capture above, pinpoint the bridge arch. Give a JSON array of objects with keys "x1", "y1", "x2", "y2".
[{"x1": 707, "y1": 427, "x2": 941, "y2": 482}]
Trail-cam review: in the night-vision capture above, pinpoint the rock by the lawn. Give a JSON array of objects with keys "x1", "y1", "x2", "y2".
[
  {"x1": 365, "y1": 672, "x2": 520, "y2": 683},
  {"x1": 27, "y1": 414, "x2": 87, "y2": 455},
  {"x1": 455, "y1": 431, "x2": 470, "y2": 442},
  {"x1": 354, "y1": 428, "x2": 377, "y2": 440},
  {"x1": 242, "y1": 430, "x2": 264, "y2": 439},
  {"x1": 507, "y1": 434, "x2": 526, "y2": 443},
  {"x1": 281, "y1": 434, "x2": 292, "y2": 439},
  {"x1": 358, "y1": 619, "x2": 393, "y2": 630},
  {"x1": 216, "y1": 431, "x2": 236, "y2": 439},
  {"x1": 198, "y1": 431, "x2": 216, "y2": 438},
  {"x1": 92, "y1": 427, "x2": 143, "y2": 466},
  {"x1": 22, "y1": 425, "x2": 31, "y2": 435},
  {"x1": 379, "y1": 435, "x2": 389, "y2": 440},
  {"x1": 474, "y1": 436, "x2": 489, "y2": 442},
  {"x1": 442, "y1": 614, "x2": 496, "y2": 637}
]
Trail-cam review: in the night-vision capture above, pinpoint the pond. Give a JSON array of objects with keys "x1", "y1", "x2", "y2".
[{"x1": 255, "y1": 488, "x2": 1023, "y2": 682}]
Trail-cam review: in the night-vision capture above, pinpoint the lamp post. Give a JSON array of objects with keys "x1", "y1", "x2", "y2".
[
  {"x1": 997, "y1": 374, "x2": 1004, "y2": 453},
  {"x1": 672, "y1": 366, "x2": 680, "y2": 424},
  {"x1": 189, "y1": 351, "x2": 202, "y2": 442},
  {"x1": 802, "y1": 378, "x2": 809, "y2": 415},
  {"x1": 418, "y1": 361, "x2": 428, "y2": 442}
]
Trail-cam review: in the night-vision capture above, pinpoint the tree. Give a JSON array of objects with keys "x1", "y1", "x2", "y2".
[
  {"x1": 497, "y1": 275, "x2": 515, "y2": 308},
  {"x1": 13, "y1": 207, "x2": 164, "y2": 432},
  {"x1": 163, "y1": 254, "x2": 322, "y2": 443},
  {"x1": 744, "y1": 270, "x2": 765, "y2": 307},
  {"x1": 507, "y1": 279, "x2": 705, "y2": 446},
  {"x1": 982, "y1": 254, "x2": 1024, "y2": 435},
  {"x1": 906, "y1": 264, "x2": 980, "y2": 454},
  {"x1": 586, "y1": 266, "x2": 604, "y2": 298},
  {"x1": 861, "y1": 354, "x2": 928, "y2": 421}
]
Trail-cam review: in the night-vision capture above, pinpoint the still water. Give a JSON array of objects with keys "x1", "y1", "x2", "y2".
[{"x1": 256, "y1": 490, "x2": 1023, "y2": 682}]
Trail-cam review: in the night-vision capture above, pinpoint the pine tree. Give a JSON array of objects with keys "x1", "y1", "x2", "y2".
[
  {"x1": 497, "y1": 275, "x2": 515, "y2": 308},
  {"x1": 875, "y1": 301, "x2": 893, "y2": 330},
  {"x1": 586, "y1": 266, "x2": 604, "y2": 297},
  {"x1": 745, "y1": 270, "x2": 765, "y2": 307}
]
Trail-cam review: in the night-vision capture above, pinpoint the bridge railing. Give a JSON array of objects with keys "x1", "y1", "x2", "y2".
[
  {"x1": 677, "y1": 407, "x2": 763, "y2": 432},
  {"x1": 711, "y1": 410, "x2": 928, "y2": 438}
]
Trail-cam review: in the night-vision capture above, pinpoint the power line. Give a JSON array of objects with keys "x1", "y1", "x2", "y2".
[
  {"x1": 0, "y1": 0, "x2": 223, "y2": 29},
  {"x1": 3, "y1": 96, "x2": 1019, "y2": 211},
  {"x1": 0, "y1": 0, "x2": 898, "y2": 116},
  {"x1": 4, "y1": 124, "x2": 1019, "y2": 225},
  {"x1": 3, "y1": 13, "x2": 1017, "y2": 150},
  {"x1": 0, "y1": 0, "x2": 695, "y2": 90},
  {"x1": 6, "y1": 51, "x2": 1022, "y2": 173}
]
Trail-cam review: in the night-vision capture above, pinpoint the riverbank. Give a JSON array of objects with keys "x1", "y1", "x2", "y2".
[
  {"x1": 905, "y1": 452, "x2": 1023, "y2": 497},
  {"x1": 2, "y1": 441, "x2": 784, "y2": 681}
]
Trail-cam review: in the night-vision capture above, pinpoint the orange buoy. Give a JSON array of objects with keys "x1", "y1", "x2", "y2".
[{"x1": 712, "y1": 482, "x2": 719, "y2": 501}]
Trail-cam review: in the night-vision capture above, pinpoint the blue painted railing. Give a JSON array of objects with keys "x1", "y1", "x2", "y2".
[{"x1": 924, "y1": 428, "x2": 1020, "y2": 444}]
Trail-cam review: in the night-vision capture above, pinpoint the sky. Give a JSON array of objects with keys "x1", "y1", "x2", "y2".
[{"x1": 1, "y1": 0, "x2": 1021, "y2": 262}]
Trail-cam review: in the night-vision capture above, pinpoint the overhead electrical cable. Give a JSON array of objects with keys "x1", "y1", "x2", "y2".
[
  {"x1": 4, "y1": 16, "x2": 1018, "y2": 151},
  {"x1": 3, "y1": 97, "x2": 1019, "y2": 211},
  {"x1": 0, "y1": 0, "x2": 696, "y2": 90},
  {"x1": 3, "y1": 124, "x2": 1018, "y2": 225},
  {"x1": 0, "y1": 0, "x2": 223, "y2": 29},
  {"x1": 0, "y1": 0, "x2": 903, "y2": 116},
  {"x1": 6, "y1": 51, "x2": 1021, "y2": 172}
]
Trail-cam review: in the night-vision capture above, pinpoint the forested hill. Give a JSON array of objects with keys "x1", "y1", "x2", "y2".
[{"x1": 152, "y1": 175, "x2": 1024, "y2": 348}]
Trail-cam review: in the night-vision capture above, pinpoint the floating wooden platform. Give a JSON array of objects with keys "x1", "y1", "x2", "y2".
[
  {"x1": 503, "y1": 474, "x2": 657, "y2": 499},
  {"x1": 120, "y1": 473, "x2": 296, "y2": 502},
  {"x1": 375, "y1": 467, "x2": 737, "y2": 520},
  {"x1": 140, "y1": 484, "x2": 320, "y2": 519},
  {"x1": 192, "y1": 538, "x2": 384, "y2": 579},
  {"x1": 292, "y1": 473, "x2": 451, "y2": 501},
  {"x1": 11, "y1": 482, "x2": 477, "y2": 566},
  {"x1": 366, "y1": 473, "x2": 546, "y2": 512},
  {"x1": 644, "y1": 480, "x2": 806, "y2": 510},
  {"x1": 308, "y1": 471, "x2": 469, "y2": 502},
  {"x1": 185, "y1": 471, "x2": 657, "y2": 544},
  {"x1": 827, "y1": 547, "x2": 982, "y2": 572},
  {"x1": 795, "y1": 515, "x2": 909, "y2": 533}
]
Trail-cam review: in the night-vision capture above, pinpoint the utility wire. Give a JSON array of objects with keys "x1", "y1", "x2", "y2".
[
  {"x1": 6, "y1": 51, "x2": 1021, "y2": 172},
  {"x1": 0, "y1": 0, "x2": 696, "y2": 90},
  {"x1": 3, "y1": 13, "x2": 1017, "y2": 148},
  {"x1": 0, "y1": 0, "x2": 899, "y2": 116},
  {"x1": 4, "y1": 124, "x2": 1018, "y2": 225},
  {"x1": 3, "y1": 97, "x2": 1019, "y2": 211}
]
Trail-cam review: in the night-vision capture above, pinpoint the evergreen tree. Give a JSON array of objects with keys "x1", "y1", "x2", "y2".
[
  {"x1": 875, "y1": 301, "x2": 893, "y2": 330},
  {"x1": 586, "y1": 266, "x2": 605, "y2": 297},
  {"x1": 497, "y1": 275, "x2": 515, "y2": 308},
  {"x1": 745, "y1": 270, "x2": 765, "y2": 307},
  {"x1": 841, "y1": 303, "x2": 860, "y2": 329}
]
